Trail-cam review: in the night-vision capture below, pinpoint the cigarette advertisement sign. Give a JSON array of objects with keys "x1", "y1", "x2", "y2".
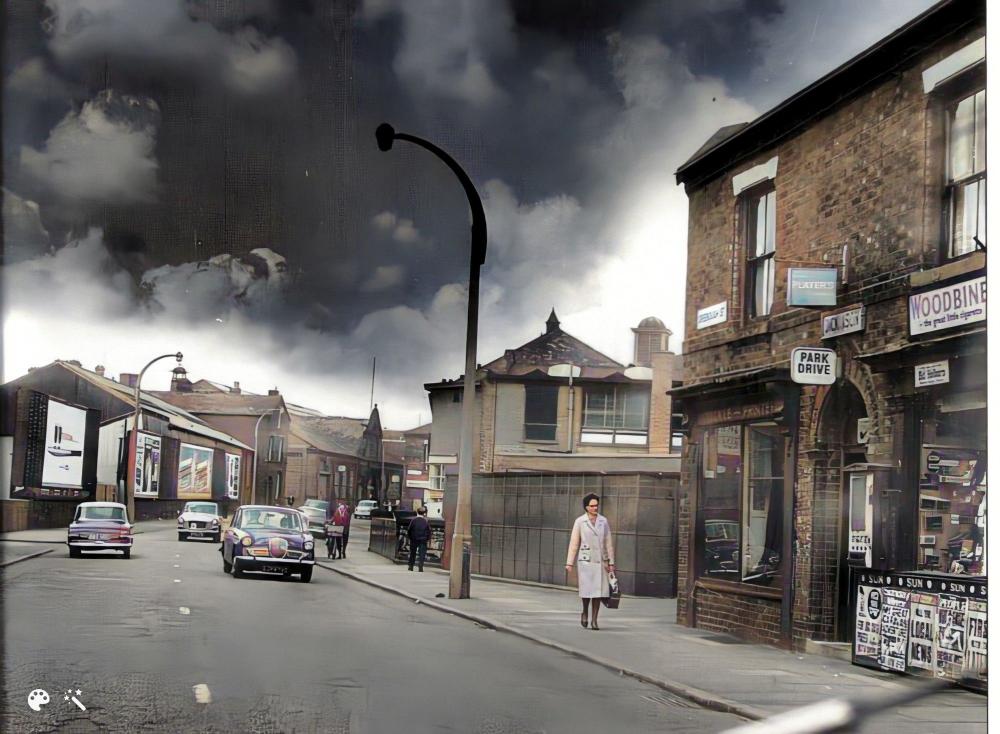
[
  {"x1": 133, "y1": 432, "x2": 161, "y2": 497},
  {"x1": 790, "y1": 347, "x2": 838, "y2": 385},
  {"x1": 178, "y1": 443, "x2": 214, "y2": 499},
  {"x1": 787, "y1": 268, "x2": 838, "y2": 307},
  {"x1": 41, "y1": 398, "x2": 87, "y2": 489},
  {"x1": 852, "y1": 570, "x2": 986, "y2": 691},
  {"x1": 909, "y1": 276, "x2": 985, "y2": 335},
  {"x1": 225, "y1": 453, "x2": 241, "y2": 500}
]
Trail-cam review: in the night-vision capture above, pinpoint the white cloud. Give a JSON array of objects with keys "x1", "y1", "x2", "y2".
[
  {"x1": 6, "y1": 57, "x2": 75, "y2": 100},
  {"x1": 372, "y1": 211, "x2": 398, "y2": 230},
  {"x1": 360, "y1": 265, "x2": 405, "y2": 293},
  {"x1": 392, "y1": 219, "x2": 420, "y2": 244},
  {"x1": 44, "y1": 0, "x2": 296, "y2": 96},
  {"x1": 20, "y1": 91, "x2": 160, "y2": 205}
]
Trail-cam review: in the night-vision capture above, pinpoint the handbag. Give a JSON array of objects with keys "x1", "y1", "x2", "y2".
[
  {"x1": 603, "y1": 571, "x2": 621, "y2": 609},
  {"x1": 326, "y1": 523, "x2": 345, "y2": 536}
]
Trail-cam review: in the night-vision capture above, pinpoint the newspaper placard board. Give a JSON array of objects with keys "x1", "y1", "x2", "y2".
[
  {"x1": 852, "y1": 570, "x2": 986, "y2": 691},
  {"x1": 915, "y1": 360, "x2": 950, "y2": 388}
]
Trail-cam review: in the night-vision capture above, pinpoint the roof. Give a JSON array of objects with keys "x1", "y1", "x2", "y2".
[
  {"x1": 54, "y1": 362, "x2": 251, "y2": 449},
  {"x1": 288, "y1": 414, "x2": 366, "y2": 456},
  {"x1": 79, "y1": 501, "x2": 126, "y2": 508},
  {"x1": 675, "y1": 0, "x2": 983, "y2": 189},
  {"x1": 635, "y1": 316, "x2": 668, "y2": 330},
  {"x1": 150, "y1": 390, "x2": 285, "y2": 416}
]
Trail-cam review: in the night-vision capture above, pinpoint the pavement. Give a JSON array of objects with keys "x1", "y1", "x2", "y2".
[{"x1": 317, "y1": 535, "x2": 987, "y2": 734}]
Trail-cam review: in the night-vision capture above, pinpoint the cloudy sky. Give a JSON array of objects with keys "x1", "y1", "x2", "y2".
[{"x1": 2, "y1": 0, "x2": 940, "y2": 428}]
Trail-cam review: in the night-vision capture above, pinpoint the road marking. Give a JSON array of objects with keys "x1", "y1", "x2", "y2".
[
  {"x1": 173, "y1": 579, "x2": 182, "y2": 583},
  {"x1": 192, "y1": 683, "x2": 212, "y2": 704},
  {"x1": 173, "y1": 564, "x2": 180, "y2": 568},
  {"x1": 178, "y1": 607, "x2": 190, "y2": 615}
]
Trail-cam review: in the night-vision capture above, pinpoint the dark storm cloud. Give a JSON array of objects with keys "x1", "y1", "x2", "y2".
[{"x1": 2, "y1": 0, "x2": 951, "y2": 425}]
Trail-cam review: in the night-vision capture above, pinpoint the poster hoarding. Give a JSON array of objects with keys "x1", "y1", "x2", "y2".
[
  {"x1": 134, "y1": 432, "x2": 161, "y2": 497},
  {"x1": 41, "y1": 399, "x2": 87, "y2": 489},
  {"x1": 178, "y1": 443, "x2": 214, "y2": 499},
  {"x1": 225, "y1": 453, "x2": 241, "y2": 500}
]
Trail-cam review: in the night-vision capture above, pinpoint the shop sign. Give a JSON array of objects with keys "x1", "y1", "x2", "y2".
[
  {"x1": 915, "y1": 360, "x2": 950, "y2": 388},
  {"x1": 791, "y1": 347, "x2": 838, "y2": 385},
  {"x1": 696, "y1": 301, "x2": 727, "y2": 329},
  {"x1": 700, "y1": 398, "x2": 784, "y2": 426},
  {"x1": 787, "y1": 268, "x2": 838, "y2": 307},
  {"x1": 856, "y1": 418, "x2": 871, "y2": 444},
  {"x1": 822, "y1": 305, "x2": 865, "y2": 339},
  {"x1": 909, "y1": 276, "x2": 986, "y2": 335}
]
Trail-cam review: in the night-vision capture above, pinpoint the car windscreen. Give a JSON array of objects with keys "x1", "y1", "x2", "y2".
[
  {"x1": 300, "y1": 508, "x2": 324, "y2": 520},
  {"x1": 304, "y1": 500, "x2": 329, "y2": 510},
  {"x1": 238, "y1": 511, "x2": 302, "y2": 531},
  {"x1": 80, "y1": 506, "x2": 127, "y2": 522},
  {"x1": 186, "y1": 504, "x2": 218, "y2": 514}
]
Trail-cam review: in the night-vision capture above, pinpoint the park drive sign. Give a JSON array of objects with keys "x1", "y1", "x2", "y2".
[{"x1": 791, "y1": 347, "x2": 838, "y2": 385}]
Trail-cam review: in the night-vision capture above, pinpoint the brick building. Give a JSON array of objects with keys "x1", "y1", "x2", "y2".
[{"x1": 672, "y1": 0, "x2": 985, "y2": 679}]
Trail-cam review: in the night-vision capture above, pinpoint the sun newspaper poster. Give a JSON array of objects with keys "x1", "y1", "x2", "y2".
[
  {"x1": 936, "y1": 594, "x2": 968, "y2": 678},
  {"x1": 877, "y1": 589, "x2": 910, "y2": 672},
  {"x1": 964, "y1": 599, "x2": 987, "y2": 676},
  {"x1": 855, "y1": 585, "x2": 881, "y2": 658},
  {"x1": 907, "y1": 593, "x2": 937, "y2": 671}
]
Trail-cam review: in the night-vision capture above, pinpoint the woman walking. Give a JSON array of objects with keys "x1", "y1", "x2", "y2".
[{"x1": 565, "y1": 493, "x2": 615, "y2": 630}]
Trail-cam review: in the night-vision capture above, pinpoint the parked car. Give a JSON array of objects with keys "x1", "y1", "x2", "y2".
[
  {"x1": 177, "y1": 501, "x2": 223, "y2": 542},
  {"x1": 299, "y1": 505, "x2": 327, "y2": 539},
  {"x1": 220, "y1": 505, "x2": 315, "y2": 582},
  {"x1": 302, "y1": 499, "x2": 330, "y2": 515},
  {"x1": 354, "y1": 500, "x2": 378, "y2": 519},
  {"x1": 67, "y1": 502, "x2": 133, "y2": 558}
]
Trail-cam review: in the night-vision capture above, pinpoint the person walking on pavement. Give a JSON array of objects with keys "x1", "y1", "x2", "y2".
[
  {"x1": 565, "y1": 493, "x2": 615, "y2": 630},
  {"x1": 332, "y1": 500, "x2": 351, "y2": 559},
  {"x1": 407, "y1": 505, "x2": 432, "y2": 572}
]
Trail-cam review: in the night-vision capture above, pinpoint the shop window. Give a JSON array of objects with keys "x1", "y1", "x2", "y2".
[
  {"x1": 698, "y1": 424, "x2": 785, "y2": 586},
  {"x1": 744, "y1": 184, "x2": 776, "y2": 318},
  {"x1": 582, "y1": 385, "x2": 649, "y2": 445},
  {"x1": 524, "y1": 384, "x2": 558, "y2": 441},
  {"x1": 947, "y1": 89, "x2": 986, "y2": 257}
]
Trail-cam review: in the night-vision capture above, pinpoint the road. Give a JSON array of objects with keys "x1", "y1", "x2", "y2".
[{"x1": 2, "y1": 519, "x2": 742, "y2": 733}]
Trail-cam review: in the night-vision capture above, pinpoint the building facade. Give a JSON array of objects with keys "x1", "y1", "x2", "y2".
[{"x1": 673, "y1": 0, "x2": 985, "y2": 684}]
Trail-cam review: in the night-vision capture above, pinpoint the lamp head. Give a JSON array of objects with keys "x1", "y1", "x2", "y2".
[
  {"x1": 175, "y1": 352, "x2": 184, "y2": 363},
  {"x1": 375, "y1": 123, "x2": 396, "y2": 152}
]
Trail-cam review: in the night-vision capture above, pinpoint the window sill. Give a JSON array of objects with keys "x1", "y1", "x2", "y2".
[
  {"x1": 910, "y1": 251, "x2": 985, "y2": 288},
  {"x1": 694, "y1": 577, "x2": 783, "y2": 600},
  {"x1": 522, "y1": 439, "x2": 559, "y2": 445}
]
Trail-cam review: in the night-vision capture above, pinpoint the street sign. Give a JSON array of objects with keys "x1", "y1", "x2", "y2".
[
  {"x1": 790, "y1": 347, "x2": 838, "y2": 384},
  {"x1": 696, "y1": 301, "x2": 727, "y2": 329}
]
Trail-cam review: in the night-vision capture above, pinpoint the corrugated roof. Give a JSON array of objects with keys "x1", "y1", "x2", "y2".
[
  {"x1": 55, "y1": 362, "x2": 251, "y2": 449},
  {"x1": 288, "y1": 415, "x2": 366, "y2": 456},
  {"x1": 150, "y1": 390, "x2": 285, "y2": 416}
]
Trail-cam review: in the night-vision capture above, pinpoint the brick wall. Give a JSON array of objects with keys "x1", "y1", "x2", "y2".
[{"x1": 694, "y1": 588, "x2": 783, "y2": 645}]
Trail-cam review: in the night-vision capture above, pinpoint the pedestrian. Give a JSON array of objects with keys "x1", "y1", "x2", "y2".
[
  {"x1": 565, "y1": 493, "x2": 615, "y2": 631},
  {"x1": 407, "y1": 505, "x2": 432, "y2": 572},
  {"x1": 332, "y1": 500, "x2": 351, "y2": 559}
]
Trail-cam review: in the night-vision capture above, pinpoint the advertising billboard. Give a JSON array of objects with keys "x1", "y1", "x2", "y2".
[
  {"x1": 134, "y1": 432, "x2": 162, "y2": 497},
  {"x1": 41, "y1": 398, "x2": 87, "y2": 489},
  {"x1": 787, "y1": 268, "x2": 838, "y2": 307},
  {"x1": 178, "y1": 443, "x2": 214, "y2": 499}
]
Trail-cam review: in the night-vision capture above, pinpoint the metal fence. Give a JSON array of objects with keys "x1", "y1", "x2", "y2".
[
  {"x1": 445, "y1": 472, "x2": 677, "y2": 597},
  {"x1": 369, "y1": 511, "x2": 447, "y2": 566}
]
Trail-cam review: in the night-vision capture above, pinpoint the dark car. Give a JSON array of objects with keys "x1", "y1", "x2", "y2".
[
  {"x1": 298, "y1": 506, "x2": 327, "y2": 539},
  {"x1": 67, "y1": 502, "x2": 133, "y2": 558},
  {"x1": 221, "y1": 505, "x2": 315, "y2": 582}
]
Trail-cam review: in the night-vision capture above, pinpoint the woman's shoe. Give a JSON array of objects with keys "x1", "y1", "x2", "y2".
[
  {"x1": 580, "y1": 613, "x2": 588, "y2": 629},
  {"x1": 590, "y1": 621, "x2": 600, "y2": 631}
]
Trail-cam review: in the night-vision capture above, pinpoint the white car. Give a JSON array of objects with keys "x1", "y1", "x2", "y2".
[
  {"x1": 353, "y1": 500, "x2": 378, "y2": 519},
  {"x1": 177, "y1": 501, "x2": 223, "y2": 542}
]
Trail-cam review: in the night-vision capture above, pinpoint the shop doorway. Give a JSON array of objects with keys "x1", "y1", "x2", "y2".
[{"x1": 816, "y1": 380, "x2": 869, "y2": 642}]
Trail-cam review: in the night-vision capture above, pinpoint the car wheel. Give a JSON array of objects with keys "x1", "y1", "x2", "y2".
[
  {"x1": 69, "y1": 547, "x2": 81, "y2": 558},
  {"x1": 232, "y1": 560, "x2": 244, "y2": 578},
  {"x1": 122, "y1": 548, "x2": 131, "y2": 559},
  {"x1": 222, "y1": 557, "x2": 232, "y2": 574},
  {"x1": 300, "y1": 567, "x2": 313, "y2": 583},
  {"x1": 178, "y1": 532, "x2": 185, "y2": 541}
]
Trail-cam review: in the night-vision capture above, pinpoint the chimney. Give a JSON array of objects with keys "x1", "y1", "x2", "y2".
[
  {"x1": 120, "y1": 372, "x2": 139, "y2": 388},
  {"x1": 649, "y1": 351, "x2": 677, "y2": 452},
  {"x1": 94, "y1": 365, "x2": 106, "y2": 377},
  {"x1": 268, "y1": 388, "x2": 280, "y2": 396},
  {"x1": 231, "y1": 381, "x2": 241, "y2": 394},
  {"x1": 632, "y1": 317, "x2": 672, "y2": 368}
]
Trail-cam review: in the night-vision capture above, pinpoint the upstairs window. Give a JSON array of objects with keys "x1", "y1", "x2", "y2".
[
  {"x1": 266, "y1": 435, "x2": 284, "y2": 462},
  {"x1": 745, "y1": 185, "x2": 776, "y2": 318},
  {"x1": 582, "y1": 385, "x2": 649, "y2": 445},
  {"x1": 524, "y1": 384, "x2": 558, "y2": 441},
  {"x1": 947, "y1": 89, "x2": 986, "y2": 257}
]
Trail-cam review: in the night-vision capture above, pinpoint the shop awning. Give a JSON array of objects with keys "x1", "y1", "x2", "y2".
[
  {"x1": 855, "y1": 327, "x2": 985, "y2": 371},
  {"x1": 668, "y1": 364, "x2": 790, "y2": 399}
]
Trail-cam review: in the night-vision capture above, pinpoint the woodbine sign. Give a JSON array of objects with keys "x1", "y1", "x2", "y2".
[{"x1": 909, "y1": 276, "x2": 986, "y2": 336}]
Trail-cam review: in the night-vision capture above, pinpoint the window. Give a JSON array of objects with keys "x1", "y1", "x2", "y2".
[
  {"x1": 582, "y1": 385, "x2": 649, "y2": 445},
  {"x1": 524, "y1": 384, "x2": 558, "y2": 441},
  {"x1": 745, "y1": 185, "x2": 776, "y2": 317},
  {"x1": 266, "y1": 435, "x2": 284, "y2": 462},
  {"x1": 947, "y1": 89, "x2": 986, "y2": 257},
  {"x1": 698, "y1": 424, "x2": 785, "y2": 586}
]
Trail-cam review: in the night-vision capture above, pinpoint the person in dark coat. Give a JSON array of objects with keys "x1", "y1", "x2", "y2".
[{"x1": 407, "y1": 505, "x2": 432, "y2": 572}]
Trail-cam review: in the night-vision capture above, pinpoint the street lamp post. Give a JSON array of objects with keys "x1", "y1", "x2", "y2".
[
  {"x1": 251, "y1": 409, "x2": 275, "y2": 505},
  {"x1": 376, "y1": 123, "x2": 486, "y2": 599},
  {"x1": 128, "y1": 352, "x2": 183, "y2": 522}
]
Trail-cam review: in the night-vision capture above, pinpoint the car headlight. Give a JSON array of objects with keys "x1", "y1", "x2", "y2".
[
  {"x1": 211, "y1": 519, "x2": 220, "y2": 526},
  {"x1": 241, "y1": 535, "x2": 253, "y2": 547},
  {"x1": 304, "y1": 540, "x2": 314, "y2": 551}
]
